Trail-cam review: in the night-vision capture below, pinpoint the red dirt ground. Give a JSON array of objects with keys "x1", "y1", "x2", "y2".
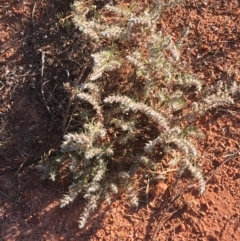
[{"x1": 0, "y1": 0, "x2": 240, "y2": 240}]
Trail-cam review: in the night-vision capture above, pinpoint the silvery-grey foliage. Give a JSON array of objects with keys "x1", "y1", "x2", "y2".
[
  {"x1": 51, "y1": 0, "x2": 239, "y2": 230},
  {"x1": 104, "y1": 95, "x2": 170, "y2": 131},
  {"x1": 90, "y1": 50, "x2": 122, "y2": 81}
]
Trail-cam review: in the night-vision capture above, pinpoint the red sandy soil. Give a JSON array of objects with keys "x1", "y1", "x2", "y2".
[{"x1": 0, "y1": 0, "x2": 240, "y2": 240}]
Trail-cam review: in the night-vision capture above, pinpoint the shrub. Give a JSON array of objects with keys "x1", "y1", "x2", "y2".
[{"x1": 39, "y1": 0, "x2": 238, "y2": 228}]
